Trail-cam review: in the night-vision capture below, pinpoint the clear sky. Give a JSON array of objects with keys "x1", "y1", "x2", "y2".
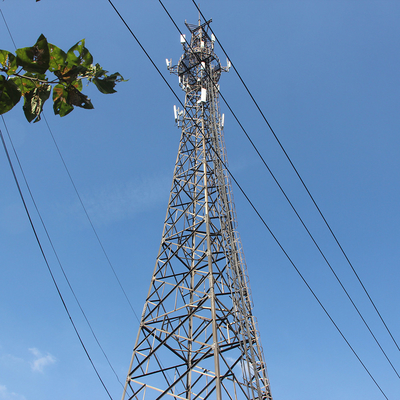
[{"x1": 0, "y1": 1, "x2": 399, "y2": 400}]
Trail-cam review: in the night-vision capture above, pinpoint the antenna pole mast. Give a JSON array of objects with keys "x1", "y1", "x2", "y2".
[{"x1": 122, "y1": 19, "x2": 273, "y2": 400}]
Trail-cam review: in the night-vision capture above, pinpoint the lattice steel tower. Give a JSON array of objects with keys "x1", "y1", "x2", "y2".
[{"x1": 122, "y1": 19, "x2": 272, "y2": 400}]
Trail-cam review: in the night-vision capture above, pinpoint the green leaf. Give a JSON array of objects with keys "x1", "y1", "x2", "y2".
[
  {"x1": 52, "y1": 82, "x2": 93, "y2": 117},
  {"x1": 72, "y1": 79, "x2": 83, "y2": 92},
  {"x1": 68, "y1": 87, "x2": 93, "y2": 109},
  {"x1": 11, "y1": 76, "x2": 35, "y2": 94},
  {"x1": 53, "y1": 83, "x2": 73, "y2": 117},
  {"x1": 49, "y1": 44, "x2": 88, "y2": 83},
  {"x1": 56, "y1": 65, "x2": 87, "y2": 84},
  {"x1": 48, "y1": 43, "x2": 67, "y2": 72},
  {"x1": 16, "y1": 34, "x2": 50, "y2": 74},
  {"x1": 66, "y1": 39, "x2": 93, "y2": 68},
  {"x1": 0, "y1": 50, "x2": 18, "y2": 75},
  {"x1": 93, "y1": 77, "x2": 116, "y2": 94},
  {"x1": 23, "y1": 84, "x2": 51, "y2": 123},
  {"x1": 93, "y1": 72, "x2": 125, "y2": 94},
  {"x1": 0, "y1": 75, "x2": 21, "y2": 114}
]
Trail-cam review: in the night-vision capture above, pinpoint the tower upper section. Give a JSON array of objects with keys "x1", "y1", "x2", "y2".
[{"x1": 168, "y1": 19, "x2": 229, "y2": 92}]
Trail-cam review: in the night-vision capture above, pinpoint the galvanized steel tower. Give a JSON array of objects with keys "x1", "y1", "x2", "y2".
[{"x1": 122, "y1": 19, "x2": 272, "y2": 400}]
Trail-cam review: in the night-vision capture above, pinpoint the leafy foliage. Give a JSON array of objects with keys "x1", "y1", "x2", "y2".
[{"x1": 0, "y1": 34, "x2": 125, "y2": 122}]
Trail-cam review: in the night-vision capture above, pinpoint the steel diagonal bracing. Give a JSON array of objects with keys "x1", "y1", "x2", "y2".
[{"x1": 122, "y1": 19, "x2": 272, "y2": 400}]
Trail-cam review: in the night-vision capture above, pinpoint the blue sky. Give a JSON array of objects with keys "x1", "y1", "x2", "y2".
[{"x1": 0, "y1": 1, "x2": 399, "y2": 399}]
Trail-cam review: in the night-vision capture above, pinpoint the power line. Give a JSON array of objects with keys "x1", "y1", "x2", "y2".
[
  {"x1": 0, "y1": 118, "x2": 115, "y2": 400},
  {"x1": 0, "y1": 8, "x2": 17, "y2": 48},
  {"x1": 157, "y1": 0, "x2": 400, "y2": 381},
  {"x1": 1, "y1": 4, "x2": 164, "y2": 394},
  {"x1": 0, "y1": 8, "x2": 125, "y2": 395},
  {"x1": 104, "y1": 2, "x2": 390, "y2": 397},
  {"x1": 3, "y1": 115, "x2": 125, "y2": 390},
  {"x1": 3, "y1": 0, "x2": 141, "y2": 345},
  {"x1": 0, "y1": 1, "x2": 392, "y2": 396},
  {"x1": 42, "y1": 114, "x2": 141, "y2": 325},
  {"x1": 191, "y1": 0, "x2": 400, "y2": 354}
]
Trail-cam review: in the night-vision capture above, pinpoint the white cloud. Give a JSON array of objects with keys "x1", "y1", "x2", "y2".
[
  {"x1": 28, "y1": 348, "x2": 56, "y2": 373},
  {"x1": 0, "y1": 384, "x2": 26, "y2": 400}
]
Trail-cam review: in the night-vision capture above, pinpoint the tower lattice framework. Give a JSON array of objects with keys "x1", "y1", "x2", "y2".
[{"x1": 122, "y1": 19, "x2": 272, "y2": 400}]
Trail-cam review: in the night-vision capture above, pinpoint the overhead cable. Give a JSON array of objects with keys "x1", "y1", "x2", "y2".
[
  {"x1": 0, "y1": 119, "x2": 115, "y2": 400},
  {"x1": 104, "y1": 1, "x2": 389, "y2": 397},
  {"x1": 42, "y1": 115, "x2": 141, "y2": 325},
  {"x1": 0, "y1": 8, "x2": 124, "y2": 394}
]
